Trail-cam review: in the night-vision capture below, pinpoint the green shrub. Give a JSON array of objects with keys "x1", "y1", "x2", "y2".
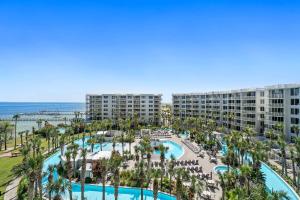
[
  {"x1": 85, "y1": 177, "x2": 92, "y2": 183},
  {"x1": 17, "y1": 177, "x2": 28, "y2": 200}
]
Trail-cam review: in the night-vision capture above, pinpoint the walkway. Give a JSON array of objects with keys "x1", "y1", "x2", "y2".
[{"x1": 3, "y1": 177, "x2": 21, "y2": 200}]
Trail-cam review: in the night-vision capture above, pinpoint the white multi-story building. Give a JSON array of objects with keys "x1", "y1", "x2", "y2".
[
  {"x1": 173, "y1": 84, "x2": 300, "y2": 140},
  {"x1": 86, "y1": 94, "x2": 162, "y2": 125}
]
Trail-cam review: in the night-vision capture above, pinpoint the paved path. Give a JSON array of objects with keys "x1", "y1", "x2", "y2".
[{"x1": 3, "y1": 177, "x2": 21, "y2": 200}]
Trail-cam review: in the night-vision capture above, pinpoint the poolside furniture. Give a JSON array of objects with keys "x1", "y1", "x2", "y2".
[
  {"x1": 201, "y1": 190, "x2": 212, "y2": 199},
  {"x1": 210, "y1": 157, "x2": 217, "y2": 163},
  {"x1": 207, "y1": 180, "x2": 215, "y2": 187}
]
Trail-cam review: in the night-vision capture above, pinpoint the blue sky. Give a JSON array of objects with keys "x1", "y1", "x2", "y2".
[{"x1": 0, "y1": 0, "x2": 300, "y2": 103}]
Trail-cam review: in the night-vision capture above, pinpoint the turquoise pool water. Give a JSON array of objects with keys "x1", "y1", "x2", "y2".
[
  {"x1": 152, "y1": 140, "x2": 184, "y2": 159},
  {"x1": 213, "y1": 165, "x2": 232, "y2": 174},
  {"x1": 220, "y1": 142, "x2": 300, "y2": 200},
  {"x1": 71, "y1": 184, "x2": 176, "y2": 200},
  {"x1": 42, "y1": 138, "x2": 176, "y2": 200},
  {"x1": 261, "y1": 163, "x2": 300, "y2": 200}
]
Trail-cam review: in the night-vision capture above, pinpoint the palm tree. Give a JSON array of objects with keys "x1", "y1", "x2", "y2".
[
  {"x1": 59, "y1": 135, "x2": 66, "y2": 156},
  {"x1": 53, "y1": 176, "x2": 67, "y2": 200},
  {"x1": 239, "y1": 165, "x2": 252, "y2": 195},
  {"x1": 13, "y1": 114, "x2": 20, "y2": 149},
  {"x1": 27, "y1": 156, "x2": 38, "y2": 200},
  {"x1": 218, "y1": 172, "x2": 226, "y2": 200},
  {"x1": 46, "y1": 165, "x2": 55, "y2": 200},
  {"x1": 80, "y1": 149, "x2": 87, "y2": 200},
  {"x1": 267, "y1": 190, "x2": 290, "y2": 200},
  {"x1": 109, "y1": 152, "x2": 122, "y2": 200},
  {"x1": 290, "y1": 148, "x2": 297, "y2": 186},
  {"x1": 168, "y1": 155, "x2": 176, "y2": 194},
  {"x1": 64, "y1": 151, "x2": 73, "y2": 200},
  {"x1": 175, "y1": 168, "x2": 188, "y2": 200},
  {"x1": 87, "y1": 137, "x2": 96, "y2": 152},
  {"x1": 152, "y1": 169, "x2": 159, "y2": 200},
  {"x1": 93, "y1": 158, "x2": 109, "y2": 200},
  {"x1": 19, "y1": 131, "x2": 25, "y2": 146},
  {"x1": 278, "y1": 134, "x2": 287, "y2": 175},
  {"x1": 137, "y1": 161, "x2": 146, "y2": 200},
  {"x1": 126, "y1": 131, "x2": 135, "y2": 155},
  {"x1": 36, "y1": 153, "x2": 44, "y2": 200},
  {"x1": 158, "y1": 144, "x2": 167, "y2": 190},
  {"x1": 0, "y1": 121, "x2": 13, "y2": 150},
  {"x1": 97, "y1": 134, "x2": 105, "y2": 151},
  {"x1": 68, "y1": 143, "x2": 79, "y2": 177}
]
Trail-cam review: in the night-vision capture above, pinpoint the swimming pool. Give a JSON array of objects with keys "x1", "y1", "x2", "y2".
[
  {"x1": 261, "y1": 162, "x2": 300, "y2": 200},
  {"x1": 42, "y1": 138, "x2": 176, "y2": 200},
  {"x1": 71, "y1": 184, "x2": 176, "y2": 200},
  {"x1": 152, "y1": 140, "x2": 184, "y2": 159},
  {"x1": 220, "y1": 142, "x2": 300, "y2": 200},
  {"x1": 213, "y1": 165, "x2": 232, "y2": 174}
]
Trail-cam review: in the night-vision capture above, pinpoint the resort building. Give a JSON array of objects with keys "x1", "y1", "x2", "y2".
[
  {"x1": 86, "y1": 94, "x2": 162, "y2": 125},
  {"x1": 172, "y1": 84, "x2": 300, "y2": 140}
]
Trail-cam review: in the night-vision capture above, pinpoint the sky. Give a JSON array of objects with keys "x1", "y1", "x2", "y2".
[{"x1": 0, "y1": 0, "x2": 300, "y2": 103}]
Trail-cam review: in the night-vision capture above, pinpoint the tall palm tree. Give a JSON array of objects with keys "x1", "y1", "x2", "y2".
[
  {"x1": 0, "y1": 121, "x2": 13, "y2": 150},
  {"x1": 19, "y1": 131, "x2": 24, "y2": 146},
  {"x1": 93, "y1": 158, "x2": 109, "y2": 200},
  {"x1": 97, "y1": 134, "x2": 105, "y2": 151},
  {"x1": 13, "y1": 114, "x2": 20, "y2": 149},
  {"x1": 239, "y1": 165, "x2": 252, "y2": 195},
  {"x1": 87, "y1": 137, "x2": 96, "y2": 152},
  {"x1": 27, "y1": 156, "x2": 38, "y2": 200},
  {"x1": 46, "y1": 165, "x2": 55, "y2": 200},
  {"x1": 59, "y1": 135, "x2": 66, "y2": 156},
  {"x1": 290, "y1": 148, "x2": 297, "y2": 186},
  {"x1": 267, "y1": 190, "x2": 290, "y2": 200},
  {"x1": 65, "y1": 151, "x2": 73, "y2": 200},
  {"x1": 168, "y1": 155, "x2": 176, "y2": 194},
  {"x1": 126, "y1": 131, "x2": 135, "y2": 155},
  {"x1": 68, "y1": 143, "x2": 79, "y2": 177},
  {"x1": 109, "y1": 151, "x2": 122, "y2": 200},
  {"x1": 53, "y1": 176, "x2": 67, "y2": 200},
  {"x1": 137, "y1": 161, "x2": 146, "y2": 200},
  {"x1": 152, "y1": 169, "x2": 160, "y2": 200},
  {"x1": 158, "y1": 144, "x2": 167, "y2": 190},
  {"x1": 80, "y1": 149, "x2": 87, "y2": 200}
]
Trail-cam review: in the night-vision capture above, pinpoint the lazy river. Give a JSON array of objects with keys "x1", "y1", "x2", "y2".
[{"x1": 221, "y1": 142, "x2": 300, "y2": 200}]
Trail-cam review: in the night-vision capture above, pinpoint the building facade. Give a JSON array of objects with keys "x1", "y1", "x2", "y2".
[
  {"x1": 173, "y1": 84, "x2": 300, "y2": 140},
  {"x1": 86, "y1": 94, "x2": 162, "y2": 125}
]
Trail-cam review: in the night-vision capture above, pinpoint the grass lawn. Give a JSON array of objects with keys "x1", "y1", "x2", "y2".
[{"x1": 0, "y1": 156, "x2": 23, "y2": 200}]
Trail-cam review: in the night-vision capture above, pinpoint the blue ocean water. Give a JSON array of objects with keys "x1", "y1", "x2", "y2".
[{"x1": 0, "y1": 102, "x2": 85, "y2": 118}]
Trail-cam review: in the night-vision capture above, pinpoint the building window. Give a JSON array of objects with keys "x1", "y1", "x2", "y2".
[
  {"x1": 291, "y1": 99, "x2": 300, "y2": 105},
  {"x1": 291, "y1": 108, "x2": 299, "y2": 115},
  {"x1": 291, "y1": 88, "x2": 299, "y2": 96},
  {"x1": 291, "y1": 118, "x2": 299, "y2": 124}
]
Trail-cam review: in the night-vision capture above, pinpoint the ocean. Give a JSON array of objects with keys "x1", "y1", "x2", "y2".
[{"x1": 0, "y1": 102, "x2": 85, "y2": 133}]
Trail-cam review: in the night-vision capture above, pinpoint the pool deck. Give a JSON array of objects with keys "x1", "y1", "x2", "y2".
[{"x1": 128, "y1": 135, "x2": 223, "y2": 199}]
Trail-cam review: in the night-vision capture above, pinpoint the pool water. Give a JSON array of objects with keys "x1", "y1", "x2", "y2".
[
  {"x1": 261, "y1": 163, "x2": 300, "y2": 200},
  {"x1": 71, "y1": 184, "x2": 176, "y2": 200},
  {"x1": 214, "y1": 165, "x2": 232, "y2": 174},
  {"x1": 220, "y1": 142, "x2": 300, "y2": 200},
  {"x1": 42, "y1": 137, "x2": 176, "y2": 200},
  {"x1": 152, "y1": 140, "x2": 184, "y2": 159}
]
